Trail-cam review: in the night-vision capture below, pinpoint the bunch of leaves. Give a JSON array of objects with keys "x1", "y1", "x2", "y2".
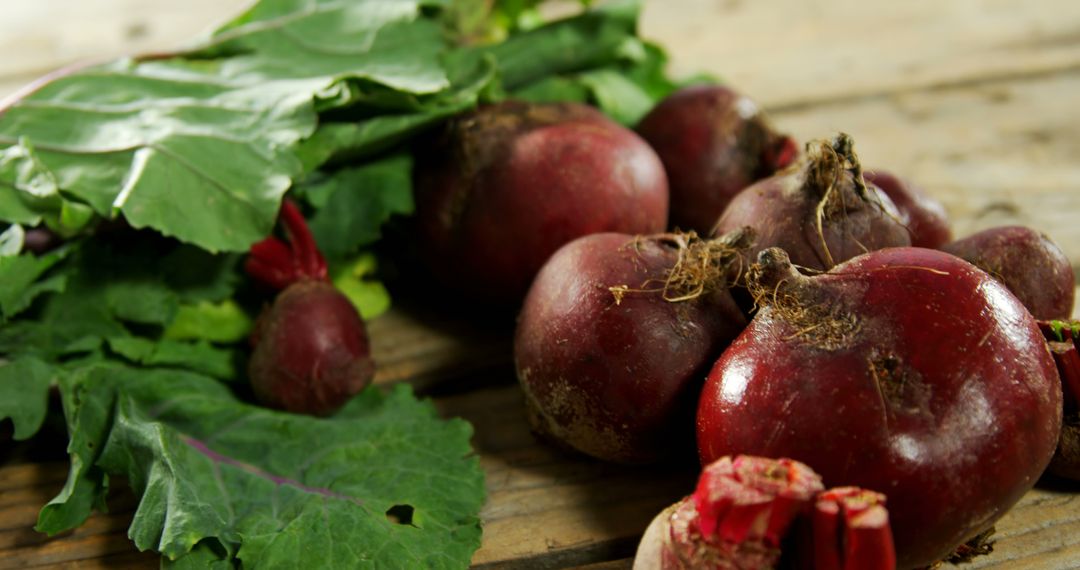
[
  {"x1": 0, "y1": 0, "x2": 699, "y2": 567},
  {"x1": 0, "y1": 232, "x2": 484, "y2": 567}
]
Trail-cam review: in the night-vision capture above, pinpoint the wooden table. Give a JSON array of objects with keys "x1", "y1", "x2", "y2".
[{"x1": 2, "y1": 1, "x2": 1079, "y2": 568}]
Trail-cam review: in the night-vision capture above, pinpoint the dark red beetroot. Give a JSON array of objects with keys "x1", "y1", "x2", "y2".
[
  {"x1": 1039, "y1": 320, "x2": 1080, "y2": 480},
  {"x1": 941, "y1": 225, "x2": 1075, "y2": 320},
  {"x1": 712, "y1": 134, "x2": 910, "y2": 272},
  {"x1": 863, "y1": 170, "x2": 952, "y2": 249},
  {"x1": 245, "y1": 200, "x2": 374, "y2": 416},
  {"x1": 637, "y1": 85, "x2": 798, "y2": 234},
  {"x1": 697, "y1": 247, "x2": 1061, "y2": 568},
  {"x1": 515, "y1": 231, "x2": 749, "y2": 463},
  {"x1": 414, "y1": 100, "x2": 669, "y2": 306}
]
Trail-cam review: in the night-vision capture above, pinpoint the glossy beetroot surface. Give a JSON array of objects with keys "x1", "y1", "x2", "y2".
[
  {"x1": 414, "y1": 100, "x2": 668, "y2": 305},
  {"x1": 863, "y1": 169, "x2": 952, "y2": 249},
  {"x1": 712, "y1": 135, "x2": 910, "y2": 272},
  {"x1": 697, "y1": 247, "x2": 1062, "y2": 568},
  {"x1": 515, "y1": 232, "x2": 747, "y2": 463},
  {"x1": 637, "y1": 84, "x2": 798, "y2": 234},
  {"x1": 249, "y1": 280, "x2": 374, "y2": 416}
]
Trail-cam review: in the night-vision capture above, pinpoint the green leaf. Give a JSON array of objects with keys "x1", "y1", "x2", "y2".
[
  {"x1": 0, "y1": 247, "x2": 68, "y2": 322},
  {"x1": 0, "y1": 1, "x2": 451, "y2": 252},
  {"x1": 0, "y1": 357, "x2": 56, "y2": 440},
  {"x1": 296, "y1": 54, "x2": 499, "y2": 171},
  {"x1": 42, "y1": 363, "x2": 485, "y2": 568},
  {"x1": 477, "y1": 0, "x2": 642, "y2": 90},
  {"x1": 306, "y1": 154, "x2": 414, "y2": 259},
  {"x1": 163, "y1": 300, "x2": 253, "y2": 344},
  {"x1": 329, "y1": 253, "x2": 391, "y2": 319},
  {"x1": 106, "y1": 337, "x2": 237, "y2": 380}
]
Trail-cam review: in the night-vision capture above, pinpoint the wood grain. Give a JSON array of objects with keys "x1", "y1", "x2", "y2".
[
  {"x1": 1, "y1": 0, "x2": 1079, "y2": 568},
  {"x1": 641, "y1": 0, "x2": 1080, "y2": 108}
]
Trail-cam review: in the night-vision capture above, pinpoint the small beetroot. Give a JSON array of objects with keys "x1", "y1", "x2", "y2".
[
  {"x1": 635, "y1": 456, "x2": 898, "y2": 570},
  {"x1": 863, "y1": 170, "x2": 951, "y2": 249},
  {"x1": 712, "y1": 134, "x2": 910, "y2": 272},
  {"x1": 637, "y1": 85, "x2": 798, "y2": 234},
  {"x1": 941, "y1": 225, "x2": 1075, "y2": 320},
  {"x1": 515, "y1": 230, "x2": 749, "y2": 463},
  {"x1": 245, "y1": 200, "x2": 374, "y2": 416}
]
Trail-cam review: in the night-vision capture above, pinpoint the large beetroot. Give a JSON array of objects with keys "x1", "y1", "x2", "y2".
[
  {"x1": 637, "y1": 85, "x2": 798, "y2": 234},
  {"x1": 413, "y1": 101, "x2": 669, "y2": 306},
  {"x1": 712, "y1": 134, "x2": 910, "y2": 272},
  {"x1": 697, "y1": 247, "x2": 1061, "y2": 568},
  {"x1": 515, "y1": 231, "x2": 749, "y2": 463}
]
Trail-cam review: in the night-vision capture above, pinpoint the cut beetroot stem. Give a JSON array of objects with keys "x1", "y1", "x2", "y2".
[
  {"x1": 1040, "y1": 320, "x2": 1080, "y2": 415},
  {"x1": 691, "y1": 455, "x2": 824, "y2": 548},
  {"x1": 245, "y1": 199, "x2": 328, "y2": 290},
  {"x1": 804, "y1": 487, "x2": 896, "y2": 570}
]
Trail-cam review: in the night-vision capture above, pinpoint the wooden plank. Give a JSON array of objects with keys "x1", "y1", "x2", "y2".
[
  {"x1": 641, "y1": 0, "x2": 1080, "y2": 108},
  {"x1": 3, "y1": 376, "x2": 1080, "y2": 569},
  {"x1": 770, "y1": 70, "x2": 1080, "y2": 268},
  {"x1": 4, "y1": 1, "x2": 1080, "y2": 111},
  {"x1": 0, "y1": 0, "x2": 249, "y2": 95}
]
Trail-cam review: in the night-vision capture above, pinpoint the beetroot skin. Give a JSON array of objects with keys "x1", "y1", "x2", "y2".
[
  {"x1": 414, "y1": 101, "x2": 669, "y2": 305},
  {"x1": 941, "y1": 225, "x2": 1075, "y2": 320},
  {"x1": 712, "y1": 134, "x2": 910, "y2": 272},
  {"x1": 863, "y1": 170, "x2": 952, "y2": 249},
  {"x1": 249, "y1": 280, "x2": 374, "y2": 416},
  {"x1": 637, "y1": 84, "x2": 798, "y2": 234},
  {"x1": 697, "y1": 247, "x2": 1062, "y2": 568},
  {"x1": 245, "y1": 200, "x2": 374, "y2": 416},
  {"x1": 515, "y1": 232, "x2": 748, "y2": 463}
]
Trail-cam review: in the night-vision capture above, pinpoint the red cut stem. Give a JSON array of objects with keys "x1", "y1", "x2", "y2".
[
  {"x1": 692, "y1": 456, "x2": 824, "y2": 547},
  {"x1": 245, "y1": 199, "x2": 328, "y2": 291},
  {"x1": 805, "y1": 487, "x2": 896, "y2": 570},
  {"x1": 1038, "y1": 320, "x2": 1080, "y2": 416},
  {"x1": 279, "y1": 199, "x2": 327, "y2": 282}
]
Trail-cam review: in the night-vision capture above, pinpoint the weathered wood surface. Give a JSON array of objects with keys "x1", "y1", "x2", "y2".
[{"x1": 2, "y1": 0, "x2": 1080, "y2": 568}]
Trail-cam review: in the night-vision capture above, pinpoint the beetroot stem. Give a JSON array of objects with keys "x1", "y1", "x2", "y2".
[
  {"x1": 1039, "y1": 320, "x2": 1080, "y2": 415},
  {"x1": 806, "y1": 487, "x2": 896, "y2": 570},
  {"x1": 279, "y1": 199, "x2": 327, "y2": 281},
  {"x1": 244, "y1": 199, "x2": 328, "y2": 291}
]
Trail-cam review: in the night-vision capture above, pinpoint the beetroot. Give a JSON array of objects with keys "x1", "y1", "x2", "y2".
[
  {"x1": 697, "y1": 247, "x2": 1062, "y2": 568},
  {"x1": 863, "y1": 170, "x2": 951, "y2": 249},
  {"x1": 637, "y1": 85, "x2": 798, "y2": 234},
  {"x1": 632, "y1": 456, "x2": 896, "y2": 570},
  {"x1": 941, "y1": 225, "x2": 1075, "y2": 320},
  {"x1": 713, "y1": 134, "x2": 910, "y2": 272},
  {"x1": 514, "y1": 231, "x2": 749, "y2": 463},
  {"x1": 1040, "y1": 320, "x2": 1080, "y2": 480},
  {"x1": 413, "y1": 100, "x2": 669, "y2": 306},
  {"x1": 245, "y1": 200, "x2": 374, "y2": 416}
]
